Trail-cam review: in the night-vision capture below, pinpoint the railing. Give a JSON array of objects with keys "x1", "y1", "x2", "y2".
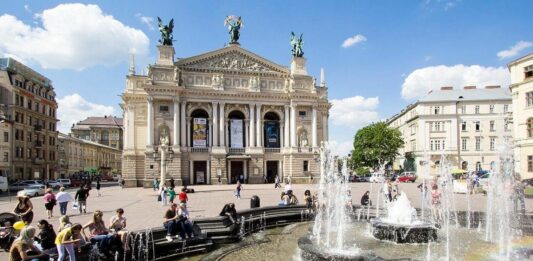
[
  {"x1": 297, "y1": 147, "x2": 313, "y2": 153},
  {"x1": 264, "y1": 148, "x2": 280, "y2": 153},
  {"x1": 228, "y1": 148, "x2": 245, "y2": 154},
  {"x1": 190, "y1": 147, "x2": 209, "y2": 153}
]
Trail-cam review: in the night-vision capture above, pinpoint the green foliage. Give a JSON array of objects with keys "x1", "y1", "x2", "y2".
[
  {"x1": 355, "y1": 167, "x2": 370, "y2": 176},
  {"x1": 351, "y1": 122, "x2": 404, "y2": 170}
]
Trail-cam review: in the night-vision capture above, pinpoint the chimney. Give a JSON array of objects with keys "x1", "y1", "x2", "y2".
[
  {"x1": 464, "y1": 86, "x2": 476, "y2": 90},
  {"x1": 485, "y1": 85, "x2": 501, "y2": 89},
  {"x1": 440, "y1": 86, "x2": 453, "y2": 91}
]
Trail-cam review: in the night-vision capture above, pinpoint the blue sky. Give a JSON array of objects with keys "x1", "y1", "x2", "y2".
[{"x1": 1, "y1": 1, "x2": 532, "y2": 156}]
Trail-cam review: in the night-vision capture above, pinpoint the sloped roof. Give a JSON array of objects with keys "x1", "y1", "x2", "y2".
[
  {"x1": 74, "y1": 116, "x2": 123, "y2": 127},
  {"x1": 419, "y1": 88, "x2": 511, "y2": 103}
]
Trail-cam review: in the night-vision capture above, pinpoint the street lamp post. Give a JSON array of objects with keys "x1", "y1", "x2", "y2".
[{"x1": 455, "y1": 96, "x2": 464, "y2": 170}]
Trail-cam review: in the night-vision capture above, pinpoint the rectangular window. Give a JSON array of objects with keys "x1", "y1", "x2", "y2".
[
  {"x1": 461, "y1": 121, "x2": 467, "y2": 131},
  {"x1": 3, "y1": 132, "x2": 7, "y2": 142},
  {"x1": 489, "y1": 105, "x2": 494, "y2": 113},
  {"x1": 411, "y1": 141, "x2": 416, "y2": 151},
  {"x1": 525, "y1": 65, "x2": 533, "y2": 79},
  {"x1": 476, "y1": 137, "x2": 481, "y2": 151},
  {"x1": 433, "y1": 106, "x2": 440, "y2": 115},
  {"x1": 3, "y1": 152, "x2": 7, "y2": 162},
  {"x1": 27, "y1": 100, "x2": 32, "y2": 109},
  {"x1": 462, "y1": 138, "x2": 467, "y2": 151},
  {"x1": 504, "y1": 104, "x2": 509, "y2": 113},
  {"x1": 490, "y1": 137, "x2": 495, "y2": 151},
  {"x1": 303, "y1": 160, "x2": 309, "y2": 172},
  {"x1": 299, "y1": 111, "x2": 307, "y2": 117},
  {"x1": 505, "y1": 121, "x2": 510, "y2": 131},
  {"x1": 527, "y1": 92, "x2": 533, "y2": 107},
  {"x1": 490, "y1": 121, "x2": 495, "y2": 131},
  {"x1": 159, "y1": 105, "x2": 169, "y2": 113},
  {"x1": 528, "y1": 155, "x2": 533, "y2": 172},
  {"x1": 475, "y1": 105, "x2": 480, "y2": 114},
  {"x1": 475, "y1": 121, "x2": 480, "y2": 131}
]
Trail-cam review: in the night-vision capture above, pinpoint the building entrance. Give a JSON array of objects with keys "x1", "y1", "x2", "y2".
[
  {"x1": 266, "y1": 161, "x2": 279, "y2": 183},
  {"x1": 230, "y1": 161, "x2": 244, "y2": 184},
  {"x1": 193, "y1": 161, "x2": 207, "y2": 185}
]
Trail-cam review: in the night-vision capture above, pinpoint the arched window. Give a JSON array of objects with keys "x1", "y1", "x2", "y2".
[
  {"x1": 190, "y1": 109, "x2": 209, "y2": 148},
  {"x1": 527, "y1": 118, "x2": 533, "y2": 138},
  {"x1": 228, "y1": 110, "x2": 245, "y2": 148},
  {"x1": 475, "y1": 162, "x2": 482, "y2": 171},
  {"x1": 263, "y1": 112, "x2": 280, "y2": 148}
]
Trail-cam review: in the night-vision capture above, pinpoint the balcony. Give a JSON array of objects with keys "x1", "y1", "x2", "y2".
[
  {"x1": 33, "y1": 157, "x2": 44, "y2": 164},
  {"x1": 34, "y1": 125, "x2": 43, "y2": 132},
  {"x1": 228, "y1": 148, "x2": 245, "y2": 154},
  {"x1": 264, "y1": 148, "x2": 281, "y2": 153},
  {"x1": 190, "y1": 147, "x2": 209, "y2": 153},
  {"x1": 297, "y1": 147, "x2": 313, "y2": 153}
]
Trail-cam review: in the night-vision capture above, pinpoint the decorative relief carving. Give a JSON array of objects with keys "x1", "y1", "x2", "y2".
[
  {"x1": 212, "y1": 74, "x2": 224, "y2": 90},
  {"x1": 186, "y1": 52, "x2": 277, "y2": 73},
  {"x1": 249, "y1": 76, "x2": 260, "y2": 92}
]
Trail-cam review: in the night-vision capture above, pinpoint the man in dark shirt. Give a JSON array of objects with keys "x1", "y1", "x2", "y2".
[
  {"x1": 163, "y1": 203, "x2": 179, "y2": 241},
  {"x1": 75, "y1": 186, "x2": 89, "y2": 214}
]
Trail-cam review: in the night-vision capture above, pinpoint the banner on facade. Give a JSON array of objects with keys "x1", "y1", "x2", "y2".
[
  {"x1": 265, "y1": 121, "x2": 279, "y2": 148},
  {"x1": 230, "y1": 119, "x2": 243, "y2": 148},
  {"x1": 193, "y1": 118, "x2": 207, "y2": 147}
]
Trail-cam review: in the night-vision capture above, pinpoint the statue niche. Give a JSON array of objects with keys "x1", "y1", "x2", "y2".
[
  {"x1": 158, "y1": 125, "x2": 171, "y2": 146},
  {"x1": 298, "y1": 128, "x2": 308, "y2": 147}
]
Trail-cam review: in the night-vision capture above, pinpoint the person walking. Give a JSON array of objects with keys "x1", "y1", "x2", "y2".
[
  {"x1": 13, "y1": 191, "x2": 34, "y2": 224},
  {"x1": 235, "y1": 180, "x2": 242, "y2": 199},
  {"x1": 169, "y1": 177, "x2": 175, "y2": 189},
  {"x1": 96, "y1": 179, "x2": 101, "y2": 197},
  {"x1": 167, "y1": 187, "x2": 176, "y2": 204},
  {"x1": 56, "y1": 187, "x2": 73, "y2": 216},
  {"x1": 43, "y1": 188, "x2": 57, "y2": 219},
  {"x1": 153, "y1": 178, "x2": 159, "y2": 191},
  {"x1": 274, "y1": 175, "x2": 281, "y2": 188},
  {"x1": 178, "y1": 187, "x2": 188, "y2": 204},
  {"x1": 160, "y1": 184, "x2": 168, "y2": 206},
  {"x1": 75, "y1": 186, "x2": 89, "y2": 214}
]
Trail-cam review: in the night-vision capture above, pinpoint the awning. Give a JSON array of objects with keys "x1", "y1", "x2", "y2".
[{"x1": 227, "y1": 155, "x2": 252, "y2": 159}]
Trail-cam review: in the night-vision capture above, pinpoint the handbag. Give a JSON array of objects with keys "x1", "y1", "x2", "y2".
[
  {"x1": 158, "y1": 195, "x2": 162, "y2": 202},
  {"x1": 72, "y1": 201, "x2": 79, "y2": 210}
]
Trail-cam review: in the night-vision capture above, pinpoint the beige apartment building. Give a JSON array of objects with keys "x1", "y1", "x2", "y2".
[
  {"x1": 508, "y1": 53, "x2": 533, "y2": 179},
  {"x1": 386, "y1": 86, "x2": 512, "y2": 176},
  {"x1": 58, "y1": 132, "x2": 121, "y2": 177},
  {"x1": 122, "y1": 41, "x2": 330, "y2": 187},
  {"x1": 71, "y1": 116, "x2": 123, "y2": 150},
  {"x1": 0, "y1": 116, "x2": 13, "y2": 177},
  {"x1": 0, "y1": 58, "x2": 58, "y2": 180}
]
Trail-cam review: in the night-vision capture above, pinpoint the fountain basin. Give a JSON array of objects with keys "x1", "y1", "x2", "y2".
[
  {"x1": 370, "y1": 219, "x2": 437, "y2": 244},
  {"x1": 298, "y1": 235, "x2": 380, "y2": 261}
]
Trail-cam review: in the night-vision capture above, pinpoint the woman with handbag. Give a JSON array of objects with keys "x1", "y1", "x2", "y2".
[{"x1": 43, "y1": 189, "x2": 57, "y2": 219}]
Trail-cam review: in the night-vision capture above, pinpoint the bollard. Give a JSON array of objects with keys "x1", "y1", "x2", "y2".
[{"x1": 250, "y1": 195, "x2": 260, "y2": 208}]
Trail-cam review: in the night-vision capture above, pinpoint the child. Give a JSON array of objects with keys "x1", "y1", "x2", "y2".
[{"x1": 167, "y1": 187, "x2": 176, "y2": 204}]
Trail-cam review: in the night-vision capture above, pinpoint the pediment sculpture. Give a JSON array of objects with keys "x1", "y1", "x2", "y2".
[{"x1": 185, "y1": 52, "x2": 277, "y2": 73}]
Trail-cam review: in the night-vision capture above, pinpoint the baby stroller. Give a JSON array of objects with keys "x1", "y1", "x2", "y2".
[{"x1": 0, "y1": 212, "x2": 19, "y2": 251}]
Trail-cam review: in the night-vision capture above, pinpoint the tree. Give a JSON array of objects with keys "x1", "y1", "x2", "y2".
[{"x1": 351, "y1": 122, "x2": 404, "y2": 170}]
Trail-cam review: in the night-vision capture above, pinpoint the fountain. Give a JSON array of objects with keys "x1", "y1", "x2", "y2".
[{"x1": 370, "y1": 192, "x2": 437, "y2": 243}]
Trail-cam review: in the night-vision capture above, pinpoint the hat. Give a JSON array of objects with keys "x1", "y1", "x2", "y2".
[{"x1": 17, "y1": 191, "x2": 28, "y2": 198}]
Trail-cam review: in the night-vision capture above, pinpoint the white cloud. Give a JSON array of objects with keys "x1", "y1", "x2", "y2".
[
  {"x1": 341, "y1": 34, "x2": 367, "y2": 48},
  {"x1": 0, "y1": 3, "x2": 149, "y2": 70},
  {"x1": 57, "y1": 94, "x2": 116, "y2": 133},
  {"x1": 328, "y1": 140, "x2": 354, "y2": 157},
  {"x1": 330, "y1": 96, "x2": 379, "y2": 128},
  {"x1": 497, "y1": 41, "x2": 532, "y2": 59},
  {"x1": 136, "y1": 13, "x2": 155, "y2": 31},
  {"x1": 401, "y1": 65, "x2": 510, "y2": 100},
  {"x1": 24, "y1": 5, "x2": 32, "y2": 14}
]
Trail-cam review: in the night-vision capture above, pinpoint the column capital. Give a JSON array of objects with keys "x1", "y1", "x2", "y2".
[
  {"x1": 147, "y1": 96, "x2": 154, "y2": 102},
  {"x1": 284, "y1": 104, "x2": 290, "y2": 109},
  {"x1": 172, "y1": 96, "x2": 180, "y2": 103},
  {"x1": 211, "y1": 101, "x2": 219, "y2": 106}
]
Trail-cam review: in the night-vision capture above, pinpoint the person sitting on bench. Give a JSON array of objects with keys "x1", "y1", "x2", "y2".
[{"x1": 219, "y1": 203, "x2": 238, "y2": 224}]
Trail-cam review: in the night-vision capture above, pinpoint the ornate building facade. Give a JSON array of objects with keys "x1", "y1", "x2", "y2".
[
  {"x1": 71, "y1": 116, "x2": 124, "y2": 150},
  {"x1": 0, "y1": 58, "x2": 58, "y2": 180},
  {"x1": 122, "y1": 42, "x2": 330, "y2": 187}
]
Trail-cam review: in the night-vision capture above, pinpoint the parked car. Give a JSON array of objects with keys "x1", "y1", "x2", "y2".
[
  {"x1": 9, "y1": 181, "x2": 32, "y2": 191},
  {"x1": 522, "y1": 178, "x2": 533, "y2": 187},
  {"x1": 398, "y1": 172, "x2": 417, "y2": 183},
  {"x1": 23, "y1": 185, "x2": 45, "y2": 197},
  {"x1": 369, "y1": 173, "x2": 385, "y2": 183},
  {"x1": 24, "y1": 180, "x2": 44, "y2": 186},
  {"x1": 45, "y1": 180, "x2": 62, "y2": 189},
  {"x1": 56, "y1": 179, "x2": 72, "y2": 188},
  {"x1": 0, "y1": 176, "x2": 7, "y2": 193}
]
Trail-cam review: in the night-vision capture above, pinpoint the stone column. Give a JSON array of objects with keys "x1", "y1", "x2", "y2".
[
  {"x1": 147, "y1": 96, "x2": 154, "y2": 147},
  {"x1": 189, "y1": 161, "x2": 194, "y2": 185},
  {"x1": 322, "y1": 114, "x2": 327, "y2": 143},
  {"x1": 173, "y1": 98, "x2": 179, "y2": 146},
  {"x1": 284, "y1": 105, "x2": 290, "y2": 148},
  {"x1": 180, "y1": 102, "x2": 186, "y2": 147},
  {"x1": 212, "y1": 102, "x2": 218, "y2": 147},
  {"x1": 186, "y1": 117, "x2": 191, "y2": 147},
  {"x1": 160, "y1": 145, "x2": 167, "y2": 189},
  {"x1": 208, "y1": 121, "x2": 213, "y2": 147},
  {"x1": 290, "y1": 102, "x2": 297, "y2": 147},
  {"x1": 280, "y1": 123, "x2": 285, "y2": 148},
  {"x1": 207, "y1": 160, "x2": 211, "y2": 185},
  {"x1": 219, "y1": 102, "x2": 226, "y2": 147},
  {"x1": 244, "y1": 120, "x2": 249, "y2": 147},
  {"x1": 256, "y1": 104, "x2": 262, "y2": 147},
  {"x1": 249, "y1": 104, "x2": 255, "y2": 147},
  {"x1": 244, "y1": 160, "x2": 248, "y2": 182},
  {"x1": 312, "y1": 105, "x2": 317, "y2": 147},
  {"x1": 123, "y1": 108, "x2": 128, "y2": 149}
]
